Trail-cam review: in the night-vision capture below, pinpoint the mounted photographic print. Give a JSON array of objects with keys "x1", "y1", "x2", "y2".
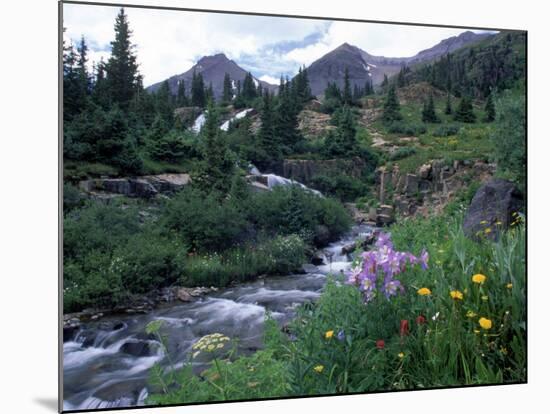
[{"x1": 60, "y1": 1, "x2": 527, "y2": 411}]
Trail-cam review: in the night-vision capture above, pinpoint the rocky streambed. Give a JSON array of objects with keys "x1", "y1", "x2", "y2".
[{"x1": 62, "y1": 224, "x2": 374, "y2": 411}]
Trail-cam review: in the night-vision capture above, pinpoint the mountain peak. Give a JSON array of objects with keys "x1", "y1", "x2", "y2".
[{"x1": 196, "y1": 53, "x2": 230, "y2": 66}]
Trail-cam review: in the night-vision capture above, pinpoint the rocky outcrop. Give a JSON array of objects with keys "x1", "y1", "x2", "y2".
[
  {"x1": 298, "y1": 110, "x2": 334, "y2": 137},
  {"x1": 79, "y1": 173, "x2": 191, "y2": 199},
  {"x1": 173, "y1": 106, "x2": 202, "y2": 127},
  {"x1": 282, "y1": 157, "x2": 365, "y2": 185},
  {"x1": 375, "y1": 159, "x2": 496, "y2": 219},
  {"x1": 463, "y1": 179, "x2": 524, "y2": 240}
]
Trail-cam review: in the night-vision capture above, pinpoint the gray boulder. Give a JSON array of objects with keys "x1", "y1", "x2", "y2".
[{"x1": 463, "y1": 179, "x2": 524, "y2": 240}]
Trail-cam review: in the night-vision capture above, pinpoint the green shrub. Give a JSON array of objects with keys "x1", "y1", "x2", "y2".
[
  {"x1": 310, "y1": 174, "x2": 368, "y2": 202},
  {"x1": 387, "y1": 121, "x2": 427, "y2": 136},
  {"x1": 433, "y1": 124, "x2": 461, "y2": 137},
  {"x1": 388, "y1": 146, "x2": 417, "y2": 161},
  {"x1": 162, "y1": 187, "x2": 247, "y2": 252}
]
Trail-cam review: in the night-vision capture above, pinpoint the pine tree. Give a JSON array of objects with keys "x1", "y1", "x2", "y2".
[
  {"x1": 381, "y1": 74, "x2": 389, "y2": 91},
  {"x1": 176, "y1": 79, "x2": 188, "y2": 107},
  {"x1": 484, "y1": 93, "x2": 495, "y2": 122},
  {"x1": 382, "y1": 84, "x2": 402, "y2": 123},
  {"x1": 155, "y1": 80, "x2": 174, "y2": 126},
  {"x1": 76, "y1": 36, "x2": 91, "y2": 98},
  {"x1": 257, "y1": 91, "x2": 280, "y2": 167},
  {"x1": 364, "y1": 79, "x2": 373, "y2": 96},
  {"x1": 191, "y1": 70, "x2": 206, "y2": 108},
  {"x1": 275, "y1": 78, "x2": 302, "y2": 153},
  {"x1": 105, "y1": 8, "x2": 140, "y2": 110},
  {"x1": 222, "y1": 73, "x2": 232, "y2": 104},
  {"x1": 342, "y1": 68, "x2": 352, "y2": 105},
  {"x1": 353, "y1": 84, "x2": 361, "y2": 104},
  {"x1": 397, "y1": 67, "x2": 406, "y2": 88},
  {"x1": 422, "y1": 95, "x2": 440, "y2": 123},
  {"x1": 323, "y1": 105, "x2": 357, "y2": 157},
  {"x1": 192, "y1": 102, "x2": 234, "y2": 195},
  {"x1": 63, "y1": 40, "x2": 81, "y2": 120},
  {"x1": 241, "y1": 72, "x2": 257, "y2": 102},
  {"x1": 206, "y1": 82, "x2": 215, "y2": 104},
  {"x1": 445, "y1": 93, "x2": 453, "y2": 115},
  {"x1": 454, "y1": 96, "x2": 476, "y2": 123}
]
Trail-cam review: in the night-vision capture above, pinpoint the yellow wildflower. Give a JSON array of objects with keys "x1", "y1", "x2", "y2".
[
  {"x1": 417, "y1": 287, "x2": 432, "y2": 296},
  {"x1": 484, "y1": 228, "x2": 492, "y2": 234},
  {"x1": 398, "y1": 352, "x2": 405, "y2": 359},
  {"x1": 313, "y1": 365, "x2": 324, "y2": 373},
  {"x1": 450, "y1": 290, "x2": 464, "y2": 300},
  {"x1": 474, "y1": 330, "x2": 480, "y2": 334},
  {"x1": 466, "y1": 310, "x2": 477, "y2": 318},
  {"x1": 506, "y1": 283, "x2": 513, "y2": 289},
  {"x1": 325, "y1": 330, "x2": 334, "y2": 339},
  {"x1": 479, "y1": 317, "x2": 492, "y2": 330},
  {"x1": 472, "y1": 274, "x2": 487, "y2": 284},
  {"x1": 480, "y1": 220, "x2": 488, "y2": 224},
  {"x1": 481, "y1": 295, "x2": 489, "y2": 301}
]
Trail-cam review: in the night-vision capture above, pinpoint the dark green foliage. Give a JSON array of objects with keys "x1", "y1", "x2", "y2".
[
  {"x1": 381, "y1": 73, "x2": 389, "y2": 90},
  {"x1": 322, "y1": 82, "x2": 343, "y2": 113},
  {"x1": 63, "y1": 183, "x2": 85, "y2": 212},
  {"x1": 294, "y1": 66, "x2": 312, "y2": 104},
  {"x1": 386, "y1": 121, "x2": 426, "y2": 136},
  {"x1": 490, "y1": 90, "x2": 526, "y2": 188},
  {"x1": 148, "y1": 130, "x2": 193, "y2": 163},
  {"x1": 176, "y1": 79, "x2": 188, "y2": 107},
  {"x1": 241, "y1": 72, "x2": 257, "y2": 101},
  {"x1": 382, "y1": 85, "x2": 402, "y2": 123},
  {"x1": 342, "y1": 68, "x2": 352, "y2": 105},
  {"x1": 364, "y1": 79, "x2": 374, "y2": 96},
  {"x1": 421, "y1": 95, "x2": 440, "y2": 123},
  {"x1": 64, "y1": 103, "x2": 143, "y2": 173},
  {"x1": 454, "y1": 97, "x2": 476, "y2": 123},
  {"x1": 445, "y1": 93, "x2": 453, "y2": 115},
  {"x1": 388, "y1": 146, "x2": 417, "y2": 161},
  {"x1": 155, "y1": 81, "x2": 175, "y2": 126},
  {"x1": 192, "y1": 103, "x2": 235, "y2": 195},
  {"x1": 248, "y1": 186, "x2": 352, "y2": 244},
  {"x1": 415, "y1": 32, "x2": 526, "y2": 98},
  {"x1": 432, "y1": 124, "x2": 461, "y2": 137},
  {"x1": 323, "y1": 105, "x2": 358, "y2": 158},
  {"x1": 256, "y1": 92, "x2": 281, "y2": 168},
  {"x1": 485, "y1": 93, "x2": 496, "y2": 122},
  {"x1": 191, "y1": 71, "x2": 206, "y2": 108},
  {"x1": 310, "y1": 174, "x2": 368, "y2": 202},
  {"x1": 275, "y1": 78, "x2": 303, "y2": 154},
  {"x1": 105, "y1": 8, "x2": 141, "y2": 111},
  {"x1": 162, "y1": 187, "x2": 246, "y2": 252},
  {"x1": 222, "y1": 73, "x2": 232, "y2": 104}
]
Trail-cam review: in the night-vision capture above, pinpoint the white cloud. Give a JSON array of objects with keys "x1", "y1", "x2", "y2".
[
  {"x1": 63, "y1": 3, "x2": 491, "y2": 86},
  {"x1": 259, "y1": 74, "x2": 281, "y2": 85}
]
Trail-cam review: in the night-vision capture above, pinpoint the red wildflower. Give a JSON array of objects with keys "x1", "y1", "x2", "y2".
[
  {"x1": 376, "y1": 339, "x2": 385, "y2": 349},
  {"x1": 416, "y1": 315, "x2": 426, "y2": 325},
  {"x1": 400, "y1": 319, "x2": 410, "y2": 336}
]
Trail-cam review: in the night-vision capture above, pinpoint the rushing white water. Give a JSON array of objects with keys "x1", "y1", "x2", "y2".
[
  {"x1": 63, "y1": 223, "x2": 372, "y2": 411},
  {"x1": 264, "y1": 173, "x2": 322, "y2": 196},
  {"x1": 191, "y1": 113, "x2": 206, "y2": 133},
  {"x1": 220, "y1": 108, "x2": 254, "y2": 131}
]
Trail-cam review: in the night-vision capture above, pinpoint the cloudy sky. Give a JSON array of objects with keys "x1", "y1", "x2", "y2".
[{"x1": 63, "y1": 3, "x2": 490, "y2": 87}]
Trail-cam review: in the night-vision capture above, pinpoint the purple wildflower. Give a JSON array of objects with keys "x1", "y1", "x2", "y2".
[{"x1": 337, "y1": 330, "x2": 345, "y2": 341}]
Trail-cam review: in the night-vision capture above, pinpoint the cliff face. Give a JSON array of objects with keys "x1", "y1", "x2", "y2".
[
  {"x1": 376, "y1": 159, "x2": 496, "y2": 218},
  {"x1": 282, "y1": 158, "x2": 366, "y2": 185}
]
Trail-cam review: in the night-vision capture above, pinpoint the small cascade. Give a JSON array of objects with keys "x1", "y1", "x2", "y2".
[
  {"x1": 263, "y1": 173, "x2": 322, "y2": 196},
  {"x1": 220, "y1": 108, "x2": 254, "y2": 131},
  {"x1": 191, "y1": 113, "x2": 206, "y2": 133}
]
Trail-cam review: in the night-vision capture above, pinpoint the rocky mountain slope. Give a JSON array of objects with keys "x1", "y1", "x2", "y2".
[
  {"x1": 305, "y1": 31, "x2": 492, "y2": 96},
  {"x1": 146, "y1": 53, "x2": 278, "y2": 99}
]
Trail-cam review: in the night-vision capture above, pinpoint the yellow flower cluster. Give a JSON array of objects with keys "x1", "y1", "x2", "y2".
[
  {"x1": 191, "y1": 333, "x2": 230, "y2": 357},
  {"x1": 313, "y1": 365, "x2": 324, "y2": 373},
  {"x1": 472, "y1": 274, "x2": 487, "y2": 284},
  {"x1": 325, "y1": 330, "x2": 334, "y2": 339},
  {"x1": 478, "y1": 317, "x2": 492, "y2": 330},
  {"x1": 450, "y1": 290, "x2": 464, "y2": 300},
  {"x1": 417, "y1": 287, "x2": 432, "y2": 296}
]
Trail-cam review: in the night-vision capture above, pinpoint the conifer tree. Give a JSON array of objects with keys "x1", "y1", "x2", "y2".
[
  {"x1": 485, "y1": 93, "x2": 495, "y2": 122},
  {"x1": 275, "y1": 78, "x2": 301, "y2": 153},
  {"x1": 343, "y1": 67, "x2": 352, "y2": 105},
  {"x1": 323, "y1": 105, "x2": 357, "y2": 157},
  {"x1": 155, "y1": 80, "x2": 174, "y2": 126},
  {"x1": 445, "y1": 92, "x2": 453, "y2": 115},
  {"x1": 206, "y1": 82, "x2": 215, "y2": 104},
  {"x1": 454, "y1": 96, "x2": 476, "y2": 123},
  {"x1": 176, "y1": 79, "x2": 188, "y2": 107},
  {"x1": 76, "y1": 36, "x2": 91, "y2": 98},
  {"x1": 422, "y1": 95, "x2": 440, "y2": 123},
  {"x1": 382, "y1": 84, "x2": 402, "y2": 123},
  {"x1": 241, "y1": 72, "x2": 257, "y2": 102},
  {"x1": 381, "y1": 74, "x2": 389, "y2": 91},
  {"x1": 191, "y1": 70, "x2": 206, "y2": 108},
  {"x1": 222, "y1": 73, "x2": 232, "y2": 104},
  {"x1": 105, "y1": 8, "x2": 140, "y2": 110},
  {"x1": 257, "y1": 91, "x2": 280, "y2": 167},
  {"x1": 193, "y1": 102, "x2": 234, "y2": 195}
]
